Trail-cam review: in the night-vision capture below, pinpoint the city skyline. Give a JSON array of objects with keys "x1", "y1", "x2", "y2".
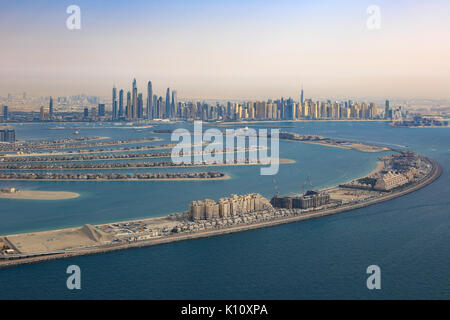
[
  {"x1": 1, "y1": 0, "x2": 449, "y2": 99},
  {"x1": 3, "y1": 75, "x2": 448, "y2": 124},
  {"x1": 3, "y1": 77, "x2": 403, "y2": 123}
]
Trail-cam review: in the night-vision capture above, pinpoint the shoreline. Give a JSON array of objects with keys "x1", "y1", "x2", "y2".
[
  {"x1": 0, "y1": 175, "x2": 231, "y2": 182},
  {"x1": 0, "y1": 156, "x2": 441, "y2": 268},
  {"x1": 205, "y1": 120, "x2": 390, "y2": 126},
  {"x1": 321, "y1": 160, "x2": 384, "y2": 193},
  {"x1": 393, "y1": 126, "x2": 450, "y2": 129}
]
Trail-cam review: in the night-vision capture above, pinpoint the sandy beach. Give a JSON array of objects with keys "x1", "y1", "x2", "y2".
[{"x1": 0, "y1": 190, "x2": 80, "y2": 200}]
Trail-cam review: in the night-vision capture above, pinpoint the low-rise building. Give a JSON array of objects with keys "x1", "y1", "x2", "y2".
[
  {"x1": 0, "y1": 129, "x2": 15, "y2": 143},
  {"x1": 271, "y1": 190, "x2": 330, "y2": 209},
  {"x1": 374, "y1": 171, "x2": 409, "y2": 191}
]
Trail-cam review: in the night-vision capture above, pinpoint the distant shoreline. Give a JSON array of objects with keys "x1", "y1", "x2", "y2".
[
  {"x1": 205, "y1": 120, "x2": 390, "y2": 126},
  {"x1": 392, "y1": 125, "x2": 450, "y2": 129}
]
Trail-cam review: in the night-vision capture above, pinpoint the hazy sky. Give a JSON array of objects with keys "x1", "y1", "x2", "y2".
[{"x1": 1, "y1": 0, "x2": 449, "y2": 100}]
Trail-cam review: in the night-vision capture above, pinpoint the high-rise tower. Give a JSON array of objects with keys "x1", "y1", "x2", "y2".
[
  {"x1": 126, "y1": 91, "x2": 131, "y2": 118},
  {"x1": 49, "y1": 96, "x2": 53, "y2": 119},
  {"x1": 118, "y1": 89, "x2": 124, "y2": 118},
  {"x1": 147, "y1": 81, "x2": 153, "y2": 119},
  {"x1": 3, "y1": 106, "x2": 8, "y2": 120},
  {"x1": 300, "y1": 85, "x2": 304, "y2": 106},
  {"x1": 165, "y1": 88, "x2": 171, "y2": 118},
  {"x1": 112, "y1": 87, "x2": 117, "y2": 120},
  {"x1": 172, "y1": 90, "x2": 178, "y2": 118},
  {"x1": 137, "y1": 93, "x2": 143, "y2": 118},
  {"x1": 385, "y1": 100, "x2": 390, "y2": 120},
  {"x1": 131, "y1": 78, "x2": 137, "y2": 119}
]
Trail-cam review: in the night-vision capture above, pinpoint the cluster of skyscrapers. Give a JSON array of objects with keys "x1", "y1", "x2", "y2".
[
  {"x1": 109, "y1": 82, "x2": 392, "y2": 121},
  {"x1": 2, "y1": 81, "x2": 394, "y2": 123},
  {"x1": 111, "y1": 79, "x2": 178, "y2": 121}
]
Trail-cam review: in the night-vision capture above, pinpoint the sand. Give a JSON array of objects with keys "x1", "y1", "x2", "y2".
[
  {"x1": 5, "y1": 224, "x2": 113, "y2": 254},
  {"x1": 281, "y1": 139, "x2": 390, "y2": 153},
  {"x1": 0, "y1": 190, "x2": 80, "y2": 200}
]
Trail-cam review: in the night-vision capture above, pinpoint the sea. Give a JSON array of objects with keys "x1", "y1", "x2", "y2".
[{"x1": 0, "y1": 121, "x2": 448, "y2": 299}]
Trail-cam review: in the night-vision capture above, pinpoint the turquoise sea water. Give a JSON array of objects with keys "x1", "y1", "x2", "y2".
[{"x1": 0, "y1": 121, "x2": 448, "y2": 299}]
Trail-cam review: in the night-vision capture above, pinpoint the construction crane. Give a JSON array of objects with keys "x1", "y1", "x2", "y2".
[{"x1": 301, "y1": 176, "x2": 314, "y2": 195}]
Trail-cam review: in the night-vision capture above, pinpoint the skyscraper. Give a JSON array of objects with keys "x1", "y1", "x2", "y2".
[
  {"x1": 300, "y1": 86, "x2": 304, "y2": 106},
  {"x1": 157, "y1": 96, "x2": 164, "y2": 119},
  {"x1": 132, "y1": 78, "x2": 137, "y2": 119},
  {"x1": 98, "y1": 104, "x2": 105, "y2": 117},
  {"x1": 147, "y1": 81, "x2": 153, "y2": 119},
  {"x1": 385, "y1": 100, "x2": 390, "y2": 120},
  {"x1": 126, "y1": 91, "x2": 131, "y2": 118},
  {"x1": 165, "y1": 88, "x2": 171, "y2": 118},
  {"x1": 137, "y1": 93, "x2": 143, "y2": 118},
  {"x1": 118, "y1": 89, "x2": 124, "y2": 118},
  {"x1": 172, "y1": 90, "x2": 178, "y2": 118},
  {"x1": 153, "y1": 95, "x2": 158, "y2": 119},
  {"x1": 40, "y1": 106, "x2": 45, "y2": 120},
  {"x1": 49, "y1": 96, "x2": 53, "y2": 119},
  {"x1": 3, "y1": 106, "x2": 8, "y2": 120},
  {"x1": 112, "y1": 87, "x2": 117, "y2": 120}
]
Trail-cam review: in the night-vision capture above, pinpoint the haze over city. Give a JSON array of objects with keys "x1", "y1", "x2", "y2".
[{"x1": 1, "y1": 0, "x2": 449, "y2": 100}]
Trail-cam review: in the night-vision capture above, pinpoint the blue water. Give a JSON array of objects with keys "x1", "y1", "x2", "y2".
[{"x1": 0, "y1": 121, "x2": 448, "y2": 299}]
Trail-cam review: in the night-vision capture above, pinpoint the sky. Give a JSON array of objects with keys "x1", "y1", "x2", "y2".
[{"x1": 0, "y1": 0, "x2": 449, "y2": 100}]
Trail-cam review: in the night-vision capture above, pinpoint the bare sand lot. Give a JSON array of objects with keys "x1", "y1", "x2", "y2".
[
  {"x1": 5, "y1": 224, "x2": 112, "y2": 254},
  {"x1": 282, "y1": 139, "x2": 390, "y2": 153},
  {"x1": 0, "y1": 190, "x2": 80, "y2": 200}
]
